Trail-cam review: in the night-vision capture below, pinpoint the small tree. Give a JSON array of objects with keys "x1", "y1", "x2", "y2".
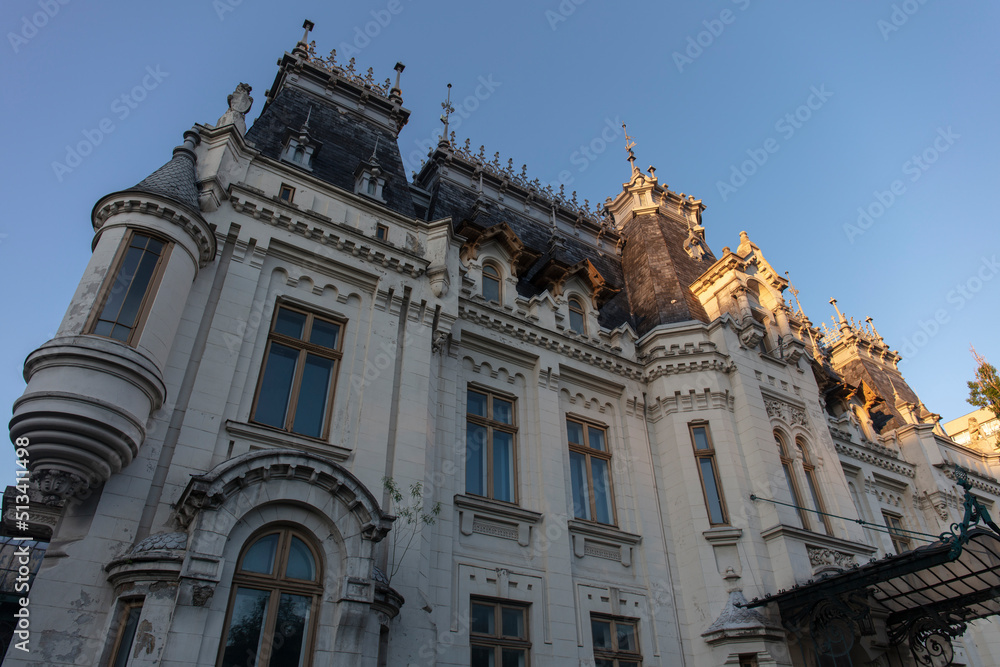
[
  {"x1": 967, "y1": 346, "x2": 1000, "y2": 421},
  {"x1": 382, "y1": 477, "x2": 441, "y2": 582}
]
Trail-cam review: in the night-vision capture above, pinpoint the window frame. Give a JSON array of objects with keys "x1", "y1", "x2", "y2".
[
  {"x1": 217, "y1": 525, "x2": 323, "y2": 667},
  {"x1": 775, "y1": 431, "x2": 809, "y2": 530},
  {"x1": 86, "y1": 229, "x2": 172, "y2": 347},
  {"x1": 481, "y1": 263, "x2": 502, "y2": 304},
  {"x1": 797, "y1": 437, "x2": 832, "y2": 534},
  {"x1": 688, "y1": 420, "x2": 731, "y2": 527},
  {"x1": 882, "y1": 511, "x2": 912, "y2": 554},
  {"x1": 566, "y1": 415, "x2": 617, "y2": 526},
  {"x1": 469, "y1": 596, "x2": 531, "y2": 667},
  {"x1": 107, "y1": 599, "x2": 144, "y2": 667},
  {"x1": 465, "y1": 386, "x2": 519, "y2": 504},
  {"x1": 590, "y1": 613, "x2": 643, "y2": 667},
  {"x1": 568, "y1": 295, "x2": 587, "y2": 335},
  {"x1": 691, "y1": 421, "x2": 729, "y2": 526},
  {"x1": 375, "y1": 223, "x2": 389, "y2": 242},
  {"x1": 279, "y1": 183, "x2": 295, "y2": 203},
  {"x1": 250, "y1": 303, "x2": 345, "y2": 440}
]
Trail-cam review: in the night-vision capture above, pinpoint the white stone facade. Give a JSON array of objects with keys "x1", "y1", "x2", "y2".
[{"x1": 6, "y1": 28, "x2": 1000, "y2": 667}]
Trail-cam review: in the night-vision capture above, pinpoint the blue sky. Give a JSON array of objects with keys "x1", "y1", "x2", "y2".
[{"x1": 2, "y1": 0, "x2": 999, "y2": 484}]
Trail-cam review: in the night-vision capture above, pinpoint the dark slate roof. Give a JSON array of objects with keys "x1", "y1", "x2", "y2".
[
  {"x1": 427, "y1": 177, "x2": 635, "y2": 331},
  {"x1": 246, "y1": 87, "x2": 415, "y2": 218},
  {"x1": 132, "y1": 147, "x2": 201, "y2": 212}
]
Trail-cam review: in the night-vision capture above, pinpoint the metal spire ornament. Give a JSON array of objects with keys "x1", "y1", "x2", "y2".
[{"x1": 439, "y1": 83, "x2": 454, "y2": 147}]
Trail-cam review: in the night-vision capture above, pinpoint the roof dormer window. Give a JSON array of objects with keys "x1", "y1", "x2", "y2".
[{"x1": 355, "y1": 147, "x2": 387, "y2": 203}]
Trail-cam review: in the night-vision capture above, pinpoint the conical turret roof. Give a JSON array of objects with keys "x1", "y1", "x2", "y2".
[{"x1": 131, "y1": 133, "x2": 200, "y2": 212}]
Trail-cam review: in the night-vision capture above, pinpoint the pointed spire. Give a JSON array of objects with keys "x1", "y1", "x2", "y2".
[
  {"x1": 785, "y1": 272, "x2": 804, "y2": 314},
  {"x1": 390, "y1": 62, "x2": 405, "y2": 101},
  {"x1": 439, "y1": 83, "x2": 454, "y2": 148},
  {"x1": 293, "y1": 19, "x2": 314, "y2": 59},
  {"x1": 623, "y1": 122, "x2": 638, "y2": 174},
  {"x1": 830, "y1": 298, "x2": 846, "y2": 324},
  {"x1": 865, "y1": 316, "x2": 884, "y2": 342}
]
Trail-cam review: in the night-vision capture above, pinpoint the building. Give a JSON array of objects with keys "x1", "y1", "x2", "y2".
[
  {"x1": 6, "y1": 21, "x2": 1000, "y2": 666},
  {"x1": 944, "y1": 408, "x2": 1000, "y2": 452}
]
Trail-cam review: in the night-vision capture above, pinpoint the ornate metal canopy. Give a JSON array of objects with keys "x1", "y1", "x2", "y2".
[{"x1": 743, "y1": 467, "x2": 1000, "y2": 666}]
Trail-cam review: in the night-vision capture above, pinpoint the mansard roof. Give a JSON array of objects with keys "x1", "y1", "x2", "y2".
[
  {"x1": 425, "y1": 174, "x2": 635, "y2": 330},
  {"x1": 246, "y1": 86, "x2": 415, "y2": 218}
]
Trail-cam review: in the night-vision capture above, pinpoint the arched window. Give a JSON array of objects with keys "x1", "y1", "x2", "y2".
[
  {"x1": 293, "y1": 146, "x2": 305, "y2": 164},
  {"x1": 218, "y1": 527, "x2": 322, "y2": 667},
  {"x1": 797, "y1": 437, "x2": 831, "y2": 534},
  {"x1": 568, "y1": 296, "x2": 586, "y2": 335},
  {"x1": 482, "y1": 264, "x2": 501, "y2": 303},
  {"x1": 775, "y1": 431, "x2": 808, "y2": 529}
]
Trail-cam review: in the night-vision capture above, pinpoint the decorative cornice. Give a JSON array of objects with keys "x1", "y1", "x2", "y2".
[
  {"x1": 230, "y1": 191, "x2": 426, "y2": 279},
  {"x1": 834, "y1": 440, "x2": 915, "y2": 478},
  {"x1": 92, "y1": 193, "x2": 215, "y2": 268},
  {"x1": 173, "y1": 449, "x2": 393, "y2": 543}
]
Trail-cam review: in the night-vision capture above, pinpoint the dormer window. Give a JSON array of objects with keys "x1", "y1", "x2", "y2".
[
  {"x1": 281, "y1": 109, "x2": 318, "y2": 170},
  {"x1": 568, "y1": 296, "x2": 586, "y2": 335},
  {"x1": 355, "y1": 157, "x2": 387, "y2": 202},
  {"x1": 482, "y1": 264, "x2": 501, "y2": 303},
  {"x1": 280, "y1": 137, "x2": 316, "y2": 170}
]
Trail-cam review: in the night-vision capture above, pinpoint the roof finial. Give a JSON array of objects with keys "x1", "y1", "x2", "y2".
[
  {"x1": 865, "y1": 316, "x2": 884, "y2": 342},
  {"x1": 829, "y1": 297, "x2": 846, "y2": 324},
  {"x1": 303, "y1": 105, "x2": 312, "y2": 129},
  {"x1": 785, "y1": 272, "x2": 804, "y2": 314},
  {"x1": 390, "y1": 62, "x2": 405, "y2": 101},
  {"x1": 623, "y1": 122, "x2": 638, "y2": 173},
  {"x1": 371, "y1": 136, "x2": 380, "y2": 162},
  {"x1": 439, "y1": 83, "x2": 454, "y2": 148},
  {"x1": 293, "y1": 19, "x2": 314, "y2": 59}
]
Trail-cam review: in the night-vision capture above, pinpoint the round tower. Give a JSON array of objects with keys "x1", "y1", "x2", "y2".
[{"x1": 9, "y1": 130, "x2": 215, "y2": 502}]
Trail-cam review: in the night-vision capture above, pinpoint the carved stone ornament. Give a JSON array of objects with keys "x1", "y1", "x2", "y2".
[
  {"x1": 217, "y1": 82, "x2": 254, "y2": 134},
  {"x1": 808, "y1": 546, "x2": 856, "y2": 570},
  {"x1": 192, "y1": 584, "x2": 215, "y2": 607},
  {"x1": 766, "y1": 398, "x2": 810, "y2": 429},
  {"x1": 739, "y1": 324, "x2": 764, "y2": 349},
  {"x1": 33, "y1": 469, "x2": 89, "y2": 506}
]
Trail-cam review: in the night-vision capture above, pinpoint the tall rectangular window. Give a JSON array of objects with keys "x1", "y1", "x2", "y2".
[
  {"x1": 591, "y1": 614, "x2": 642, "y2": 666},
  {"x1": 466, "y1": 388, "x2": 517, "y2": 503},
  {"x1": 567, "y1": 417, "x2": 615, "y2": 525},
  {"x1": 691, "y1": 422, "x2": 728, "y2": 526},
  {"x1": 89, "y1": 231, "x2": 170, "y2": 345},
  {"x1": 108, "y1": 601, "x2": 143, "y2": 667},
  {"x1": 883, "y1": 511, "x2": 912, "y2": 554},
  {"x1": 251, "y1": 305, "x2": 344, "y2": 439},
  {"x1": 470, "y1": 598, "x2": 530, "y2": 667}
]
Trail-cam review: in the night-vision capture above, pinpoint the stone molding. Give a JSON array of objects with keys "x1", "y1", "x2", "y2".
[
  {"x1": 173, "y1": 449, "x2": 393, "y2": 543},
  {"x1": 567, "y1": 519, "x2": 642, "y2": 567},
  {"x1": 11, "y1": 335, "x2": 166, "y2": 497},
  {"x1": 92, "y1": 192, "x2": 215, "y2": 267},
  {"x1": 224, "y1": 420, "x2": 351, "y2": 462},
  {"x1": 454, "y1": 493, "x2": 542, "y2": 547}
]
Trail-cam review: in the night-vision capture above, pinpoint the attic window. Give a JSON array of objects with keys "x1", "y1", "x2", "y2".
[
  {"x1": 568, "y1": 296, "x2": 586, "y2": 335},
  {"x1": 279, "y1": 184, "x2": 295, "y2": 203},
  {"x1": 280, "y1": 138, "x2": 316, "y2": 171}
]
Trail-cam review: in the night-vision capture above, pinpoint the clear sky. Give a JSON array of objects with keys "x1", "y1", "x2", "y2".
[{"x1": 2, "y1": 0, "x2": 998, "y2": 484}]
